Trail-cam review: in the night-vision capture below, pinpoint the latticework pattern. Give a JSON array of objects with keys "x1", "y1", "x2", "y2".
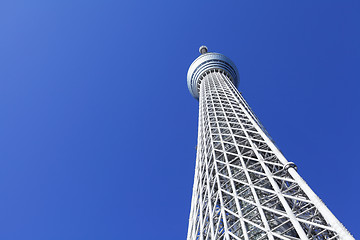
[{"x1": 187, "y1": 70, "x2": 353, "y2": 240}]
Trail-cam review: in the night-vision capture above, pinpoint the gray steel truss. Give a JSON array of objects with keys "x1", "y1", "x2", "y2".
[{"x1": 186, "y1": 47, "x2": 354, "y2": 240}]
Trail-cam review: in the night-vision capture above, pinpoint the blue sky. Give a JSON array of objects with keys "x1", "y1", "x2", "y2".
[{"x1": 0, "y1": 1, "x2": 359, "y2": 239}]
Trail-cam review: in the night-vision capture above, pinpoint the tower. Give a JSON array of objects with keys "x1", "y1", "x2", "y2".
[{"x1": 186, "y1": 46, "x2": 353, "y2": 240}]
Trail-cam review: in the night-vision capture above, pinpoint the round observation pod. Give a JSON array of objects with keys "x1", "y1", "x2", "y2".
[{"x1": 187, "y1": 46, "x2": 239, "y2": 100}]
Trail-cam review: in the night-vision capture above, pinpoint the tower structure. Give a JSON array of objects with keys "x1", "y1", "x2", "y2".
[{"x1": 186, "y1": 46, "x2": 353, "y2": 240}]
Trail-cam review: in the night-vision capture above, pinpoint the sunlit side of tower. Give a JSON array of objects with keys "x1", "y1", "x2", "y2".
[{"x1": 186, "y1": 46, "x2": 353, "y2": 240}]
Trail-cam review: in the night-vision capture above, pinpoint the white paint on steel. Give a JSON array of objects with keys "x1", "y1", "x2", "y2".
[{"x1": 186, "y1": 48, "x2": 354, "y2": 240}]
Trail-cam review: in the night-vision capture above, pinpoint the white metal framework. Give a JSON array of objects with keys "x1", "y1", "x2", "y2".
[{"x1": 186, "y1": 47, "x2": 353, "y2": 240}]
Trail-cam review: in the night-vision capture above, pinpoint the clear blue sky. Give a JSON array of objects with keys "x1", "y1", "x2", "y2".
[{"x1": 0, "y1": 1, "x2": 359, "y2": 239}]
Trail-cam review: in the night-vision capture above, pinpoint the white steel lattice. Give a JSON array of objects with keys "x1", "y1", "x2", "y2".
[{"x1": 186, "y1": 54, "x2": 354, "y2": 240}]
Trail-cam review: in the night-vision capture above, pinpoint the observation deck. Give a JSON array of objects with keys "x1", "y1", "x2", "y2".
[{"x1": 187, "y1": 46, "x2": 240, "y2": 99}]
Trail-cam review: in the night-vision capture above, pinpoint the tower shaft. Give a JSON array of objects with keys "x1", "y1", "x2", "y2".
[{"x1": 187, "y1": 68, "x2": 353, "y2": 240}]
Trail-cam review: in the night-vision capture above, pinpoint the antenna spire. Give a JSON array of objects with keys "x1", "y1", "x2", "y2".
[{"x1": 199, "y1": 45, "x2": 208, "y2": 54}]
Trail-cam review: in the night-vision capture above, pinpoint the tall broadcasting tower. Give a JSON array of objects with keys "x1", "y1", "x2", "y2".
[{"x1": 186, "y1": 46, "x2": 353, "y2": 240}]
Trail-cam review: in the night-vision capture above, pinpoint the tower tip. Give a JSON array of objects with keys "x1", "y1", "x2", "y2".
[{"x1": 199, "y1": 46, "x2": 208, "y2": 54}]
